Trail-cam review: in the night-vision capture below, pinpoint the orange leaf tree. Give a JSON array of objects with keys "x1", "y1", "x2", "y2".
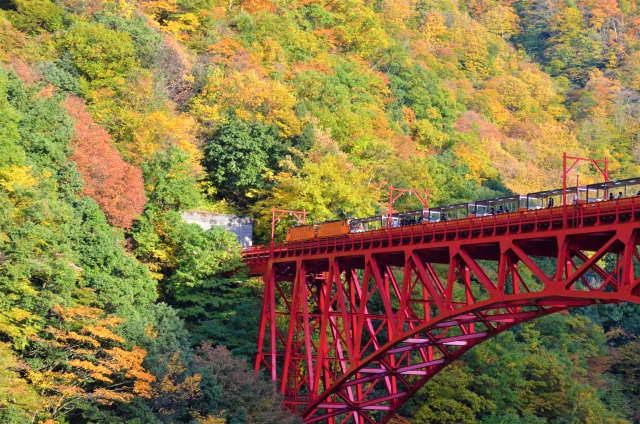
[
  {"x1": 28, "y1": 305, "x2": 155, "y2": 418},
  {"x1": 62, "y1": 96, "x2": 146, "y2": 229}
]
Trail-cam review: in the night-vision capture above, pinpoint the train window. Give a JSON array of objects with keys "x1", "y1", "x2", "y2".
[
  {"x1": 527, "y1": 196, "x2": 541, "y2": 209},
  {"x1": 504, "y1": 197, "x2": 517, "y2": 212}
]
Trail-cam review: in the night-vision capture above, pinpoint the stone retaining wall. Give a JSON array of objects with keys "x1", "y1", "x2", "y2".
[{"x1": 180, "y1": 212, "x2": 253, "y2": 246}]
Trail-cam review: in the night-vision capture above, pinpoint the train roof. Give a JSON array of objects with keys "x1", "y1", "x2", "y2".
[
  {"x1": 584, "y1": 177, "x2": 640, "y2": 190},
  {"x1": 290, "y1": 218, "x2": 347, "y2": 227},
  {"x1": 525, "y1": 188, "x2": 565, "y2": 197}
]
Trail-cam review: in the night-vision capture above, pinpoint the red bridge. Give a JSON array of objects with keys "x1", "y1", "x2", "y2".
[{"x1": 242, "y1": 156, "x2": 640, "y2": 423}]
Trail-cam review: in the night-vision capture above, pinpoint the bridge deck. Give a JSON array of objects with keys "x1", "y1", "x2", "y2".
[{"x1": 244, "y1": 198, "x2": 638, "y2": 270}]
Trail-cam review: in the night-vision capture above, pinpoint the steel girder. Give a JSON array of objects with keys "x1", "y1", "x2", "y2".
[{"x1": 253, "y1": 222, "x2": 640, "y2": 423}]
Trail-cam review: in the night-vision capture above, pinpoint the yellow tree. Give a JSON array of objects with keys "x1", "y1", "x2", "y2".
[
  {"x1": 150, "y1": 352, "x2": 202, "y2": 418},
  {"x1": 468, "y1": 89, "x2": 513, "y2": 128},
  {"x1": 191, "y1": 69, "x2": 302, "y2": 137},
  {"x1": 327, "y1": 0, "x2": 390, "y2": 60},
  {"x1": 485, "y1": 75, "x2": 537, "y2": 116},
  {"x1": 381, "y1": 0, "x2": 415, "y2": 27},
  {"x1": 451, "y1": 18, "x2": 492, "y2": 78},
  {"x1": 419, "y1": 11, "x2": 448, "y2": 43},
  {"x1": 122, "y1": 109, "x2": 202, "y2": 167},
  {"x1": 0, "y1": 342, "x2": 43, "y2": 419},
  {"x1": 251, "y1": 128, "x2": 381, "y2": 240},
  {"x1": 242, "y1": 0, "x2": 274, "y2": 12},
  {"x1": 481, "y1": 5, "x2": 520, "y2": 39},
  {"x1": 139, "y1": 0, "x2": 200, "y2": 41},
  {"x1": 28, "y1": 305, "x2": 155, "y2": 419}
]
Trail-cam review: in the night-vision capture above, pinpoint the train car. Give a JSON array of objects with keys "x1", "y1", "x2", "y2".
[
  {"x1": 423, "y1": 209, "x2": 441, "y2": 223},
  {"x1": 286, "y1": 220, "x2": 351, "y2": 242},
  {"x1": 316, "y1": 220, "x2": 350, "y2": 238},
  {"x1": 350, "y1": 216, "x2": 383, "y2": 232},
  {"x1": 382, "y1": 210, "x2": 427, "y2": 228},
  {"x1": 286, "y1": 225, "x2": 316, "y2": 242}
]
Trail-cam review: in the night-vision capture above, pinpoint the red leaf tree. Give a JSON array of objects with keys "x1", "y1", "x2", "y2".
[{"x1": 62, "y1": 96, "x2": 146, "y2": 228}]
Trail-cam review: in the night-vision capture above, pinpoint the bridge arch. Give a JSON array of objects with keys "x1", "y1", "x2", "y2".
[{"x1": 245, "y1": 204, "x2": 640, "y2": 423}]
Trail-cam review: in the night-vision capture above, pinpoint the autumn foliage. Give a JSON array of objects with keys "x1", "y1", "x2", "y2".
[
  {"x1": 62, "y1": 96, "x2": 145, "y2": 228},
  {"x1": 29, "y1": 305, "x2": 155, "y2": 418},
  {"x1": 6, "y1": 0, "x2": 640, "y2": 421}
]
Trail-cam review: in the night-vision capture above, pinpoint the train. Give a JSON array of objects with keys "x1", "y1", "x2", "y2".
[{"x1": 285, "y1": 176, "x2": 640, "y2": 242}]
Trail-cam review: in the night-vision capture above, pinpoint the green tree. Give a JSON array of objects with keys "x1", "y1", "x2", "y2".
[
  {"x1": 251, "y1": 129, "x2": 382, "y2": 241},
  {"x1": 6, "y1": 71, "x2": 74, "y2": 173},
  {"x1": 412, "y1": 362, "x2": 494, "y2": 423},
  {"x1": 0, "y1": 72, "x2": 162, "y2": 422},
  {"x1": 60, "y1": 21, "x2": 136, "y2": 85},
  {"x1": 142, "y1": 145, "x2": 201, "y2": 214},
  {"x1": 203, "y1": 118, "x2": 293, "y2": 205},
  {"x1": 4, "y1": 0, "x2": 64, "y2": 34},
  {"x1": 65, "y1": 197, "x2": 157, "y2": 312},
  {"x1": 0, "y1": 71, "x2": 25, "y2": 168},
  {"x1": 164, "y1": 224, "x2": 247, "y2": 328},
  {"x1": 95, "y1": 14, "x2": 164, "y2": 69},
  {"x1": 194, "y1": 342, "x2": 302, "y2": 424}
]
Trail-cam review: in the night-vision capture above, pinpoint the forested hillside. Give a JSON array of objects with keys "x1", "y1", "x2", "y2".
[{"x1": 2, "y1": 0, "x2": 640, "y2": 422}]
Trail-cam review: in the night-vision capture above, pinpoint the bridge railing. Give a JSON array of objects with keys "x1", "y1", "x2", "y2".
[{"x1": 242, "y1": 197, "x2": 639, "y2": 266}]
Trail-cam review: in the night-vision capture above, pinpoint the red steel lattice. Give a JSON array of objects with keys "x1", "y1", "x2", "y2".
[{"x1": 245, "y1": 196, "x2": 640, "y2": 424}]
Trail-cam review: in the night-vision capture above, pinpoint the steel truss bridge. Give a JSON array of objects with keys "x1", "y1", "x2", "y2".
[{"x1": 243, "y1": 193, "x2": 640, "y2": 423}]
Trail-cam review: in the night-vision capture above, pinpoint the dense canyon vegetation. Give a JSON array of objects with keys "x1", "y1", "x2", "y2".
[{"x1": 2, "y1": 0, "x2": 640, "y2": 422}]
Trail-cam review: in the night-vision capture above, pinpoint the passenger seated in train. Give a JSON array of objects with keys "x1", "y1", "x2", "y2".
[
  {"x1": 497, "y1": 206, "x2": 504, "y2": 214},
  {"x1": 547, "y1": 198, "x2": 554, "y2": 208},
  {"x1": 619, "y1": 191, "x2": 624, "y2": 199},
  {"x1": 609, "y1": 193, "x2": 615, "y2": 200}
]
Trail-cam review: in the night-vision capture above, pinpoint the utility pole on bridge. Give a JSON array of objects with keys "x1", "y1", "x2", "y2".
[
  {"x1": 562, "y1": 152, "x2": 608, "y2": 228},
  {"x1": 388, "y1": 185, "x2": 429, "y2": 242}
]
